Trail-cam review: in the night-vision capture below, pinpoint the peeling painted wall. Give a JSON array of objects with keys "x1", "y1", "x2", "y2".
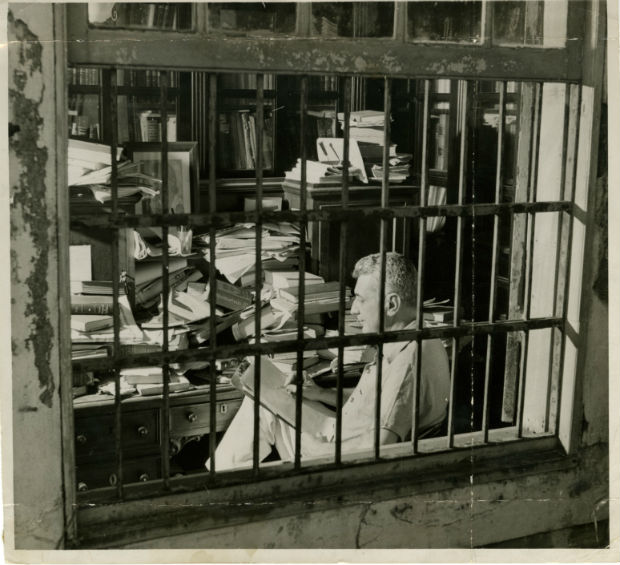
[{"x1": 9, "y1": 3, "x2": 65, "y2": 549}]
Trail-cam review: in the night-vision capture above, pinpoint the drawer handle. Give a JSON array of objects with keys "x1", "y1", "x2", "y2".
[
  {"x1": 139, "y1": 473, "x2": 150, "y2": 482},
  {"x1": 76, "y1": 434, "x2": 87, "y2": 445},
  {"x1": 77, "y1": 481, "x2": 88, "y2": 492},
  {"x1": 108, "y1": 473, "x2": 118, "y2": 486},
  {"x1": 137, "y1": 425, "x2": 149, "y2": 437},
  {"x1": 187, "y1": 412, "x2": 198, "y2": 423}
]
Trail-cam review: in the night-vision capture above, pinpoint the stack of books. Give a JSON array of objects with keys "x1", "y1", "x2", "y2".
[
  {"x1": 270, "y1": 281, "x2": 352, "y2": 317},
  {"x1": 119, "y1": 366, "x2": 191, "y2": 396}
]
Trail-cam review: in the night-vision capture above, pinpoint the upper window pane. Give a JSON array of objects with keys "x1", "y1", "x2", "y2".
[
  {"x1": 311, "y1": 2, "x2": 394, "y2": 38},
  {"x1": 408, "y1": 1, "x2": 482, "y2": 43},
  {"x1": 492, "y1": 0, "x2": 567, "y2": 47},
  {"x1": 88, "y1": 3, "x2": 194, "y2": 31},
  {"x1": 208, "y1": 2, "x2": 296, "y2": 35}
]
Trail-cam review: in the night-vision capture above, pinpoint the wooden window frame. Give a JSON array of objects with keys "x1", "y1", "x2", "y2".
[{"x1": 60, "y1": 1, "x2": 604, "y2": 547}]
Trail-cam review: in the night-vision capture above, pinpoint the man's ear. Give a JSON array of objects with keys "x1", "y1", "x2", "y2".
[{"x1": 385, "y1": 293, "x2": 401, "y2": 316}]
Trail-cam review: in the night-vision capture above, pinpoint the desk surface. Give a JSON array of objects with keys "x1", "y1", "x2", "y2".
[{"x1": 74, "y1": 383, "x2": 242, "y2": 413}]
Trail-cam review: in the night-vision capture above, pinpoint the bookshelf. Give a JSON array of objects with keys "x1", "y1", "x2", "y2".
[{"x1": 68, "y1": 67, "x2": 190, "y2": 145}]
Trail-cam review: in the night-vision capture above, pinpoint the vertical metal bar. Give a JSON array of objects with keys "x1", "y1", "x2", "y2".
[
  {"x1": 207, "y1": 73, "x2": 218, "y2": 477},
  {"x1": 447, "y1": 80, "x2": 469, "y2": 448},
  {"x1": 375, "y1": 77, "x2": 391, "y2": 460},
  {"x1": 253, "y1": 73, "x2": 265, "y2": 473},
  {"x1": 160, "y1": 70, "x2": 171, "y2": 486},
  {"x1": 516, "y1": 82, "x2": 543, "y2": 437},
  {"x1": 481, "y1": 81, "x2": 506, "y2": 443},
  {"x1": 109, "y1": 69, "x2": 124, "y2": 498},
  {"x1": 481, "y1": 0, "x2": 494, "y2": 46},
  {"x1": 335, "y1": 76, "x2": 351, "y2": 465},
  {"x1": 294, "y1": 76, "x2": 308, "y2": 469},
  {"x1": 411, "y1": 80, "x2": 430, "y2": 453}
]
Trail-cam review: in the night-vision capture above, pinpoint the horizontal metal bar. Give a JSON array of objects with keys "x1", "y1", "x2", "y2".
[
  {"x1": 71, "y1": 201, "x2": 573, "y2": 229},
  {"x1": 72, "y1": 317, "x2": 563, "y2": 373}
]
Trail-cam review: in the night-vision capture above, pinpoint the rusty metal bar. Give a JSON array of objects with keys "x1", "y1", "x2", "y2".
[
  {"x1": 253, "y1": 73, "x2": 265, "y2": 473},
  {"x1": 109, "y1": 68, "x2": 124, "y2": 499},
  {"x1": 73, "y1": 316, "x2": 565, "y2": 374},
  {"x1": 207, "y1": 73, "x2": 218, "y2": 477},
  {"x1": 412, "y1": 79, "x2": 430, "y2": 453},
  {"x1": 335, "y1": 75, "x2": 352, "y2": 465},
  {"x1": 294, "y1": 76, "x2": 308, "y2": 470},
  {"x1": 159, "y1": 70, "x2": 171, "y2": 487},
  {"x1": 375, "y1": 77, "x2": 392, "y2": 460},
  {"x1": 72, "y1": 200, "x2": 573, "y2": 230},
  {"x1": 516, "y1": 82, "x2": 543, "y2": 438},
  {"x1": 482, "y1": 81, "x2": 506, "y2": 443},
  {"x1": 448, "y1": 80, "x2": 469, "y2": 449}
]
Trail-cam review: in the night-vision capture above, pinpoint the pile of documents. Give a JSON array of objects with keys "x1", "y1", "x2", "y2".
[
  {"x1": 68, "y1": 139, "x2": 160, "y2": 204},
  {"x1": 198, "y1": 222, "x2": 303, "y2": 285}
]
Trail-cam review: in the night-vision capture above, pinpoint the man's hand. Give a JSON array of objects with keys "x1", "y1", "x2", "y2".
[{"x1": 285, "y1": 376, "x2": 325, "y2": 401}]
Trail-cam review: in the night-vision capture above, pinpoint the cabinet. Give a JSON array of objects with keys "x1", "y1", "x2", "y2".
[{"x1": 74, "y1": 387, "x2": 242, "y2": 492}]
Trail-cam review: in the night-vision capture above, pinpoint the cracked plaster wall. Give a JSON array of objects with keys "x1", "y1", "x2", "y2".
[{"x1": 8, "y1": 3, "x2": 65, "y2": 550}]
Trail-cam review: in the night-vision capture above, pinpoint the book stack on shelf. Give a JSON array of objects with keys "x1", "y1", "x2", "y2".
[{"x1": 68, "y1": 140, "x2": 161, "y2": 211}]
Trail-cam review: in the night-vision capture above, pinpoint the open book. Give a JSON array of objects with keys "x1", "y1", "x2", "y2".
[{"x1": 235, "y1": 356, "x2": 336, "y2": 432}]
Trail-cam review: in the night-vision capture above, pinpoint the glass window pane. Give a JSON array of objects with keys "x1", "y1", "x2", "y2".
[
  {"x1": 88, "y1": 3, "x2": 194, "y2": 31},
  {"x1": 492, "y1": 0, "x2": 567, "y2": 47},
  {"x1": 208, "y1": 3, "x2": 296, "y2": 35},
  {"x1": 311, "y1": 2, "x2": 394, "y2": 38},
  {"x1": 408, "y1": 1, "x2": 482, "y2": 43}
]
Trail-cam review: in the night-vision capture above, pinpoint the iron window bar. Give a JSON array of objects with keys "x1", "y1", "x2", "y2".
[
  {"x1": 108, "y1": 68, "x2": 124, "y2": 499},
  {"x1": 335, "y1": 76, "x2": 352, "y2": 465},
  {"x1": 411, "y1": 79, "x2": 431, "y2": 454},
  {"x1": 481, "y1": 80, "x2": 506, "y2": 443},
  {"x1": 373, "y1": 77, "x2": 392, "y2": 460},
  {"x1": 159, "y1": 70, "x2": 172, "y2": 487},
  {"x1": 447, "y1": 79, "x2": 470, "y2": 449},
  {"x1": 252, "y1": 73, "x2": 265, "y2": 474},
  {"x1": 294, "y1": 76, "x2": 308, "y2": 470},
  {"x1": 207, "y1": 73, "x2": 218, "y2": 477}
]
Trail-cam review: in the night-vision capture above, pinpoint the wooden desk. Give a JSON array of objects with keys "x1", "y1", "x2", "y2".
[{"x1": 73, "y1": 386, "x2": 242, "y2": 491}]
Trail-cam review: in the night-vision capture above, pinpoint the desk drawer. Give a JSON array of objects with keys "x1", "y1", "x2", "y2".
[
  {"x1": 170, "y1": 399, "x2": 241, "y2": 436},
  {"x1": 76, "y1": 457, "x2": 161, "y2": 492},
  {"x1": 75, "y1": 409, "x2": 159, "y2": 459}
]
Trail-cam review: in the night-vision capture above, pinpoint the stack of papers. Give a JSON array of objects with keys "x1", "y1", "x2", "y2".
[{"x1": 199, "y1": 222, "x2": 302, "y2": 284}]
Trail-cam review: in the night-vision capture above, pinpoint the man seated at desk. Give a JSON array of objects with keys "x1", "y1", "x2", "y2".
[{"x1": 210, "y1": 252, "x2": 450, "y2": 471}]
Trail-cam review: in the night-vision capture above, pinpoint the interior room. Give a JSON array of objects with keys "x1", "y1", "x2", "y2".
[{"x1": 5, "y1": 0, "x2": 612, "y2": 554}]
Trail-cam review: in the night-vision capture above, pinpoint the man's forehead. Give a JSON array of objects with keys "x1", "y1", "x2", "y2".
[{"x1": 354, "y1": 273, "x2": 379, "y2": 294}]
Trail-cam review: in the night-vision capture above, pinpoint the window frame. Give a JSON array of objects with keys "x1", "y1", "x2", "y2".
[{"x1": 61, "y1": 0, "x2": 604, "y2": 546}]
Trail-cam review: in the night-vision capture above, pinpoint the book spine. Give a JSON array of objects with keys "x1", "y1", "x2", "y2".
[{"x1": 71, "y1": 302, "x2": 114, "y2": 315}]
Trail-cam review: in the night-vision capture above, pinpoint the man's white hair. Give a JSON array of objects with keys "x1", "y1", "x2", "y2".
[{"x1": 352, "y1": 252, "x2": 418, "y2": 307}]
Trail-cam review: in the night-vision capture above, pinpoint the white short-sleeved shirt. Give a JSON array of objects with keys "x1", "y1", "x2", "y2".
[{"x1": 321, "y1": 321, "x2": 451, "y2": 448}]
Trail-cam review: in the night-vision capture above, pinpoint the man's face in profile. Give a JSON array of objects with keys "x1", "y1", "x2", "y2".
[{"x1": 351, "y1": 273, "x2": 381, "y2": 333}]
